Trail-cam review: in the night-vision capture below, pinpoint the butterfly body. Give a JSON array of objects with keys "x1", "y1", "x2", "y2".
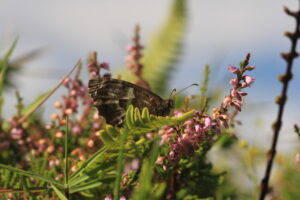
[{"x1": 88, "y1": 76, "x2": 173, "y2": 127}]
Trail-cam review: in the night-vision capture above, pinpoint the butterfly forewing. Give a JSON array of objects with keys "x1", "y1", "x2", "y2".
[{"x1": 88, "y1": 77, "x2": 173, "y2": 126}]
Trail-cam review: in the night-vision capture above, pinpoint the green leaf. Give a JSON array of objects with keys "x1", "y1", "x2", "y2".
[
  {"x1": 69, "y1": 146, "x2": 109, "y2": 182},
  {"x1": 64, "y1": 117, "x2": 69, "y2": 187},
  {"x1": 0, "y1": 164, "x2": 63, "y2": 187},
  {"x1": 69, "y1": 180, "x2": 103, "y2": 193},
  {"x1": 141, "y1": 0, "x2": 187, "y2": 95},
  {"x1": 99, "y1": 129, "x2": 116, "y2": 146},
  {"x1": 0, "y1": 38, "x2": 18, "y2": 117},
  {"x1": 124, "y1": 106, "x2": 195, "y2": 135},
  {"x1": 0, "y1": 187, "x2": 48, "y2": 194},
  {"x1": 51, "y1": 184, "x2": 67, "y2": 200},
  {"x1": 131, "y1": 139, "x2": 165, "y2": 200},
  {"x1": 113, "y1": 128, "x2": 128, "y2": 200},
  {"x1": 17, "y1": 60, "x2": 80, "y2": 124},
  {"x1": 20, "y1": 93, "x2": 47, "y2": 115}
]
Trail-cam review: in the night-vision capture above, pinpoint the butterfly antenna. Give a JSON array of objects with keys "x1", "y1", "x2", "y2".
[
  {"x1": 172, "y1": 83, "x2": 199, "y2": 97},
  {"x1": 169, "y1": 88, "x2": 177, "y2": 99}
]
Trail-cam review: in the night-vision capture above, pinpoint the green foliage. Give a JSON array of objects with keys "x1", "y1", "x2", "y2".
[
  {"x1": 0, "y1": 38, "x2": 18, "y2": 117},
  {"x1": 173, "y1": 146, "x2": 222, "y2": 199},
  {"x1": 99, "y1": 105, "x2": 194, "y2": 147},
  {"x1": 131, "y1": 139, "x2": 166, "y2": 200},
  {"x1": 199, "y1": 65, "x2": 211, "y2": 110},
  {"x1": 141, "y1": 0, "x2": 187, "y2": 95},
  {"x1": 277, "y1": 162, "x2": 300, "y2": 200}
]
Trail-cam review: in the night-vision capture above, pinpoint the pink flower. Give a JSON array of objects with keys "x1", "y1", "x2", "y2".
[
  {"x1": 11, "y1": 128, "x2": 24, "y2": 139},
  {"x1": 126, "y1": 44, "x2": 135, "y2": 52},
  {"x1": 63, "y1": 77, "x2": 71, "y2": 87},
  {"x1": 99, "y1": 62, "x2": 110, "y2": 70},
  {"x1": 169, "y1": 150, "x2": 175, "y2": 160},
  {"x1": 195, "y1": 124, "x2": 201, "y2": 133},
  {"x1": 70, "y1": 90, "x2": 77, "y2": 97},
  {"x1": 228, "y1": 65, "x2": 239, "y2": 74},
  {"x1": 156, "y1": 156, "x2": 165, "y2": 165},
  {"x1": 204, "y1": 117, "x2": 212, "y2": 129},
  {"x1": 184, "y1": 119, "x2": 193, "y2": 126},
  {"x1": 173, "y1": 110, "x2": 183, "y2": 117},
  {"x1": 232, "y1": 100, "x2": 242, "y2": 111},
  {"x1": 104, "y1": 195, "x2": 113, "y2": 200},
  {"x1": 93, "y1": 122, "x2": 100, "y2": 130},
  {"x1": 229, "y1": 78, "x2": 239, "y2": 86},
  {"x1": 72, "y1": 125, "x2": 81, "y2": 134},
  {"x1": 244, "y1": 75, "x2": 255, "y2": 86},
  {"x1": 131, "y1": 159, "x2": 140, "y2": 170},
  {"x1": 223, "y1": 96, "x2": 232, "y2": 108},
  {"x1": 245, "y1": 65, "x2": 256, "y2": 71}
]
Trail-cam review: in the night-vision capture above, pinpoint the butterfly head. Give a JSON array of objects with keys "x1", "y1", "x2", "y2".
[{"x1": 157, "y1": 99, "x2": 174, "y2": 116}]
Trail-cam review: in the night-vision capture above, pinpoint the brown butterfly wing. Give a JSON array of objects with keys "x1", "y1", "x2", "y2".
[{"x1": 88, "y1": 77, "x2": 165, "y2": 126}]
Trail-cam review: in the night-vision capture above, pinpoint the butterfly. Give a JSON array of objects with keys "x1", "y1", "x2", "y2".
[{"x1": 88, "y1": 76, "x2": 174, "y2": 127}]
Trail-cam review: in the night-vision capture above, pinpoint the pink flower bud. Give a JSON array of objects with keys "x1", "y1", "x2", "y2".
[
  {"x1": 87, "y1": 63, "x2": 95, "y2": 68},
  {"x1": 87, "y1": 139, "x2": 94, "y2": 147},
  {"x1": 72, "y1": 125, "x2": 81, "y2": 134},
  {"x1": 195, "y1": 124, "x2": 201, "y2": 133},
  {"x1": 55, "y1": 131, "x2": 63, "y2": 138},
  {"x1": 229, "y1": 78, "x2": 239, "y2": 86},
  {"x1": 70, "y1": 90, "x2": 77, "y2": 97},
  {"x1": 204, "y1": 117, "x2": 212, "y2": 129},
  {"x1": 91, "y1": 71, "x2": 98, "y2": 77},
  {"x1": 228, "y1": 65, "x2": 239, "y2": 74},
  {"x1": 93, "y1": 113, "x2": 100, "y2": 120},
  {"x1": 120, "y1": 196, "x2": 126, "y2": 200},
  {"x1": 54, "y1": 101, "x2": 62, "y2": 109},
  {"x1": 131, "y1": 159, "x2": 139, "y2": 170},
  {"x1": 51, "y1": 113, "x2": 59, "y2": 121},
  {"x1": 173, "y1": 110, "x2": 183, "y2": 117},
  {"x1": 71, "y1": 165, "x2": 77, "y2": 172},
  {"x1": 169, "y1": 151, "x2": 175, "y2": 160},
  {"x1": 93, "y1": 122, "x2": 100, "y2": 130},
  {"x1": 64, "y1": 108, "x2": 73, "y2": 115},
  {"x1": 104, "y1": 195, "x2": 113, "y2": 200},
  {"x1": 156, "y1": 156, "x2": 165, "y2": 165},
  {"x1": 126, "y1": 44, "x2": 134, "y2": 52},
  {"x1": 63, "y1": 77, "x2": 71, "y2": 87},
  {"x1": 246, "y1": 65, "x2": 256, "y2": 71},
  {"x1": 47, "y1": 145, "x2": 55, "y2": 153},
  {"x1": 232, "y1": 100, "x2": 242, "y2": 111},
  {"x1": 223, "y1": 96, "x2": 232, "y2": 107},
  {"x1": 166, "y1": 127, "x2": 174, "y2": 134},
  {"x1": 244, "y1": 75, "x2": 255, "y2": 86},
  {"x1": 99, "y1": 62, "x2": 110, "y2": 70},
  {"x1": 11, "y1": 128, "x2": 24, "y2": 139}
]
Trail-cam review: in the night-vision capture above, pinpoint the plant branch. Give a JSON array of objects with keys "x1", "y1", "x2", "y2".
[{"x1": 259, "y1": 2, "x2": 300, "y2": 199}]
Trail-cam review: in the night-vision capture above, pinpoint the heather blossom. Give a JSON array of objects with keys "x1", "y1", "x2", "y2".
[
  {"x1": 125, "y1": 24, "x2": 151, "y2": 90},
  {"x1": 163, "y1": 54, "x2": 255, "y2": 161}
]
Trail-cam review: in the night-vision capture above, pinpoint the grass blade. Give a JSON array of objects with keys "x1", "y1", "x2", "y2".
[
  {"x1": 69, "y1": 145, "x2": 109, "y2": 182},
  {"x1": 113, "y1": 128, "x2": 128, "y2": 200},
  {"x1": 69, "y1": 180, "x2": 103, "y2": 193},
  {"x1": 0, "y1": 187, "x2": 48, "y2": 194},
  {"x1": 51, "y1": 184, "x2": 67, "y2": 200},
  {"x1": 64, "y1": 117, "x2": 69, "y2": 187},
  {"x1": 17, "y1": 60, "x2": 80, "y2": 124},
  {"x1": 0, "y1": 38, "x2": 18, "y2": 117},
  {"x1": 0, "y1": 164, "x2": 63, "y2": 187}
]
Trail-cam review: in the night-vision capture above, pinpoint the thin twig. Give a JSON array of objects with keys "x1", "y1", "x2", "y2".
[{"x1": 259, "y1": 2, "x2": 300, "y2": 199}]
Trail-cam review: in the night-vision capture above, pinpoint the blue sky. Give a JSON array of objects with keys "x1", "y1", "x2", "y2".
[{"x1": 1, "y1": 0, "x2": 299, "y2": 148}]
